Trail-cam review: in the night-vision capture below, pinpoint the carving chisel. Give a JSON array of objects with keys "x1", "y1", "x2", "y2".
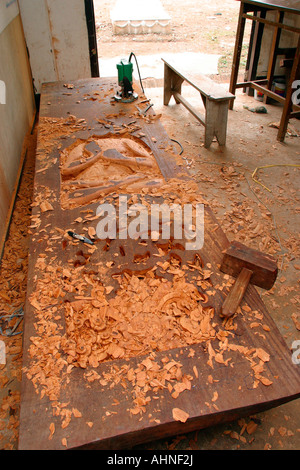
[{"x1": 67, "y1": 231, "x2": 94, "y2": 245}]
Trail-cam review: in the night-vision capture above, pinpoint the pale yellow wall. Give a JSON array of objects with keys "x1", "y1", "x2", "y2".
[
  {"x1": 257, "y1": 12, "x2": 300, "y2": 77},
  {"x1": 0, "y1": 14, "x2": 35, "y2": 240},
  {"x1": 18, "y1": 0, "x2": 92, "y2": 94}
]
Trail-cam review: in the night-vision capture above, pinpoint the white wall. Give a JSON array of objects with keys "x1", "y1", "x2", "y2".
[
  {"x1": 19, "y1": 0, "x2": 92, "y2": 93},
  {"x1": 0, "y1": 0, "x2": 19, "y2": 34}
]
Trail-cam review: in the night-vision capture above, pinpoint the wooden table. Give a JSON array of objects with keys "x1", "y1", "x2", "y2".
[
  {"x1": 18, "y1": 78, "x2": 300, "y2": 450},
  {"x1": 229, "y1": 0, "x2": 300, "y2": 141}
]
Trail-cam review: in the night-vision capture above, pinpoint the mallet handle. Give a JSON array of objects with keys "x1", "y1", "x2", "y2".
[{"x1": 221, "y1": 267, "x2": 253, "y2": 318}]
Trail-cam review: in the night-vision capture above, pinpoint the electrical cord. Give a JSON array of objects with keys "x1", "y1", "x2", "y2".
[
  {"x1": 252, "y1": 164, "x2": 300, "y2": 192},
  {"x1": 128, "y1": 52, "x2": 145, "y2": 94},
  {"x1": 171, "y1": 138, "x2": 184, "y2": 155},
  {"x1": 127, "y1": 54, "x2": 184, "y2": 156}
]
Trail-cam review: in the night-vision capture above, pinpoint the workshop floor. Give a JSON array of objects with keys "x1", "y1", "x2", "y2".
[
  {"x1": 0, "y1": 79, "x2": 299, "y2": 450},
  {"x1": 95, "y1": 2, "x2": 300, "y2": 450},
  {"x1": 133, "y1": 83, "x2": 300, "y2": 450}
]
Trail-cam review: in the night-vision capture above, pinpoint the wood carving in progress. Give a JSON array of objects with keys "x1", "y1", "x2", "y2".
[{"x1": 59, "y1": 133, "x2": 164, "y2": 209}]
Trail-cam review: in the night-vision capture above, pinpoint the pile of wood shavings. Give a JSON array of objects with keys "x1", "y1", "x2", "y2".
[
  {"x1": 34, "y1": 116, "x2": 88, "y2": 174},
  {"x1": 24, "y1": 249, "x2": 274, "y2": 431},
  {"x1": 0, "y1": 128, "x2": 37, "y2": 449},
  {"x1": 37, "y1": 116, "x2": 87, "y2": 154},
  {"x1": 62, "y1": 273, "x2": 216, "y2": 368},
  {"x1": 21, "y1": 174, "x2": 276, "y2": 435},
  {"x1": 84, "y1": 353, "x2": 194, "y2": 419},
  {"x1": 21, "y1": 115, "x2": 276, "y2": 435}
]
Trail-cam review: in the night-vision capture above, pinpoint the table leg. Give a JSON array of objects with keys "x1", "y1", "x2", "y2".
[
  {"x1": 244, "y1": 9, "x2": 266, "y2": 96},
  {"x1": 229, "y1": 1, "x2": 246, "y2": 109},
  {"x1": 277, "y1": 36, "x2": 300, "y2": 141},
  {"x1": 263, "y1": 10, "x2": 284, "y2": 104}
]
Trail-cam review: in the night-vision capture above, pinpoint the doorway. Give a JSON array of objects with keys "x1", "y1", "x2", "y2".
[{"x1": 92, "y1": 0, "x2": 251, "y2": 86}]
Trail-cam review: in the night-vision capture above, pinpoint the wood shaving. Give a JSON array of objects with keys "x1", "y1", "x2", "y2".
[
  {"x1": 246, "y1": 420, "x2": 258, "y2": 435},
  {"x1": 172, "y1": 408, "x2": 189, "y2": 423}
]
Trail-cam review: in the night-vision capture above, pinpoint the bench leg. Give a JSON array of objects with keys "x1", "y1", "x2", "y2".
[
  {"x1": 163, "y1": 63, "x2": 173, "y2": 105},
  {"x1": 205, "y1": 100, "x2": 229, "y2": 148},
  {"x1": 172, "y1": 75, "x2": 184, "y2": 104},
  {"x1": 163, "y1": 64, "x2": 184, "y2": 105}
]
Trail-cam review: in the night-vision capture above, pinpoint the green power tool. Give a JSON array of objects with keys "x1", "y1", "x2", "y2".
[{"x1": 114, "y1": 53, "x2": 143, "y2": 103}]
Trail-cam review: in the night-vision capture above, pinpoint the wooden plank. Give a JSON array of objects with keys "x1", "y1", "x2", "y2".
[
  {"x1": 249, "y1": 82, "x2": 286, "y2": 103},
  {"x1": 235, "y1": 79, "x2": 268, "y2": 88},
  {"x1": 235, "y1": 80, "x2": 300, "y2": 112},
  {"x1": 290, "y1": 111, "x2": 300, "y2": 118},
  {"x1": 19, "y1": 77, "x2": 300, "y2": 450},
  {"x1": 242, "y1": 13, "x2": 300, "y2": 33}
]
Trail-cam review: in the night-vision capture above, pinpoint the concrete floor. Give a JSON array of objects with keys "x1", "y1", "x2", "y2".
[
  {"x1": 131, "y1": 81, "x2": 300, "y2": 450},
  {"x1": 99, "y1": 52, "x2": 221, "y2": 80}
]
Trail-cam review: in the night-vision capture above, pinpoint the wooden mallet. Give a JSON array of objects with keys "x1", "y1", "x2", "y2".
[{"x1": 220, "y1": 241, "x2": 278, "y2": 318}]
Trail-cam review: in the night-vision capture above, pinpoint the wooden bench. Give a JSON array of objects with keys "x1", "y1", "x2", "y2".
[{"x1": 162, "y1": 58, "x2": 235, "y2": 148}]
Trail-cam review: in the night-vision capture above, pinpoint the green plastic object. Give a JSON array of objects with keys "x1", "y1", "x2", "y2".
[{"x1": 117, "y1": 59, "x2": 133, "y2": 85}]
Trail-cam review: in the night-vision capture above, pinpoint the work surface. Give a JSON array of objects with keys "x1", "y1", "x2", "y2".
[{"x1": 18, "y1": 78, "x2": 300, "y2": 450}]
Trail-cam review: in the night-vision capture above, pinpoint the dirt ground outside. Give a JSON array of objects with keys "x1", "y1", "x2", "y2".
[{"x1": 93, "y1": 0, "x2": 252, "y2": 81}]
